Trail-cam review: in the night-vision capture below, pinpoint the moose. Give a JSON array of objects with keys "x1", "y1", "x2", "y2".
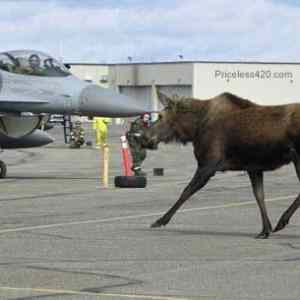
[{"x1": 144, "y1": 91, "x2": 300, "y2": 238}]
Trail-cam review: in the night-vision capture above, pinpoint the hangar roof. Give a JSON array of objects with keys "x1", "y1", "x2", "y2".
[{"x1": 66, "y1": 60, "x2": 300, "y2": 66}]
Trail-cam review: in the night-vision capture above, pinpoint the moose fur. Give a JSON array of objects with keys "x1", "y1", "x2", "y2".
[{"x1": 145, "y1": 91, "x2": 300, "y2": 238}]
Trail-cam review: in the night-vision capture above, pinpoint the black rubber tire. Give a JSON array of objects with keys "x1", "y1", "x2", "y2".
[
  {"x1": 114, "y1": 176, "x2": 147, "y2": 188},
  {"x1": 0, "y1": 160, "x2": 7, "y2": 178}
]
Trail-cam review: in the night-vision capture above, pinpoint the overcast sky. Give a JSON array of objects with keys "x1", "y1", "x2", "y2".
[{"x1": 1, "y1": 0, "x2": 299, "y2": 63}]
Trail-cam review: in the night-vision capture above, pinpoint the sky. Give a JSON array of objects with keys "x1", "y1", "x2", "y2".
[{"x1": 1, "y1": 0, "x2": 300, "y2": 63}]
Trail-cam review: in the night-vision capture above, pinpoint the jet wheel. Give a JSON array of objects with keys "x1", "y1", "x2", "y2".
[
  {"x1": 0, "y1": 160, "x2": 7, "y2": 178},
  {"x1": 114, "y1": 176, "x2": 147, "y2": 188}
]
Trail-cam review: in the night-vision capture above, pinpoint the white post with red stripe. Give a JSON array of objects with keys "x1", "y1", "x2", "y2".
[{"x1": 120, "y1": 135, "x2": 133, "y2": 176}]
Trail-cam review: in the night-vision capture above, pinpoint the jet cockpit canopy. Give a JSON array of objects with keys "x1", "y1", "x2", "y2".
[{"x1": 0, "y1": 50, "x2": 71, "y2": 77}]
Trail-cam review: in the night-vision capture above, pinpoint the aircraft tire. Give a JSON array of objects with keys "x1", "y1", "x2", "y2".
[
  {"x1": 114, "y1": 175, "x2": 147, "y2": 188},
  {"x1": 0, "y1": 160, "x2": 7, "y2": 178}
]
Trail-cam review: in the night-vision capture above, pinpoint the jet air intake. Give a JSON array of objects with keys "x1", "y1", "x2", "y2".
[
  {"x1": 0, "y1": 129, "x2": 53, "y2": 148},
  {"x1": 0, "y1": 113, "x2": 47, "y2": 138}
]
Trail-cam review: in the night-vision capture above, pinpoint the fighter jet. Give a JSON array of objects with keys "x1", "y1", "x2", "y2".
[{"x1": 0, "y1": 49, "x2": 149, "y2": 178}]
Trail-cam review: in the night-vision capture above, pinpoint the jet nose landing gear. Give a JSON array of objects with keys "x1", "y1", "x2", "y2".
[{"x1": 0, "y1": 160, "x2": 7, "y2": 178}]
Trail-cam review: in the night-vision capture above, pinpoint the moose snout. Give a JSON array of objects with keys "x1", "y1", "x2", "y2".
[{"x1": 145, "y1": 137, "x2": 160, "y2": 150}]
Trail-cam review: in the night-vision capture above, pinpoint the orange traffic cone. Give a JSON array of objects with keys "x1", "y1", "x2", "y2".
[{"x1": 120, "y1": 135, "x2": 133, "y2": 176}]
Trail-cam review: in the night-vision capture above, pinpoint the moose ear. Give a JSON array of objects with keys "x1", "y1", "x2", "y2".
[{"x1": 157, "y1": 91, "x2": 174, "y2": 108}]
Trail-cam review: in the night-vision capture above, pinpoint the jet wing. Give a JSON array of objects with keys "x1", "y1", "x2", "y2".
[{"x1": 0, "y1": 94, "x2": 49, "y2": 104}]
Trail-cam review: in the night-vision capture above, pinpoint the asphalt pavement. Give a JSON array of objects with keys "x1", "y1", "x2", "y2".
[{"x1": 0, "y1": 124, "x2": 299, "y2": 300}]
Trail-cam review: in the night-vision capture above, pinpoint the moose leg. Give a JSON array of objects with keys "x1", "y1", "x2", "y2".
[
  {"x1": 248, "y1": 171, "x2": 272, "y2": 238},
  {"x1": 274, "y1": 151, "x2": 300, "y2": 232},
  {"x1": 151, "y1": 164, "x2": 217, "y2": 228},
  {"x1": 274, "y1": 195, "x2": 300, "y2": 232}
]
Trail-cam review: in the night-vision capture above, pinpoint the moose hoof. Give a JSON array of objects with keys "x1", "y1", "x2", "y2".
[
  {"x1": 151, "y1": 220, "x2": 163, "y2": 228},
  {"x1": 273, "y1": 219, "x2": 288, "y2": 233},
  {"x1": 151, "y1": 217, "x2": 168, "y2": 228},
  {"x1": 255, "y1": 232, "x2": 270, "y2": 239}
]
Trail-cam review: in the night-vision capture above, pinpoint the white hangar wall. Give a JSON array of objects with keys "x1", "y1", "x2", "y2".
[
  {"x1": 193, "y1": 62, "x2": 300, "y2": 105},
  {"x1": 109, "y1": 63, "x2": 193, "y2": 86},
  {"x1": 108, "y1": 63, "x2": 193, "y2": 111},
  {"x1": 68, "y1": 61, "x2": 300, "y2": 109},
  {"x1": 69, "y1": 64, "x2": 109, "y2": 88}
]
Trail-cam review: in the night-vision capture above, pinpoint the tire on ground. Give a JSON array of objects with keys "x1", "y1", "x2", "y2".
[
  {"x1": 114, "y1": 176, "x2": 147, "y2": 188},
  {"x1": 0, "y1": 160, "x2": 7, "y2": 178}
]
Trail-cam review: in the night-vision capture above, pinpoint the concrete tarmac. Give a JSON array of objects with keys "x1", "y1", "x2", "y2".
[{"x1": 0, "y1": 125, "x2": 300, "y2": 300}]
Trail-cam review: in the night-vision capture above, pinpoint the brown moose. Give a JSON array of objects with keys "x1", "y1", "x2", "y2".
[{"x1": 144, "y1": 92, "x2": 300, "y2": 238}]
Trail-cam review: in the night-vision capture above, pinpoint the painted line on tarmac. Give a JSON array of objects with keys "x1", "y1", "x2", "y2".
[
  {"x1": 0, "y1": 194, "x2": 296, "y2": 235},
  {"x1": 0, "y1": 286, "x2": 190, "y2": 300}
]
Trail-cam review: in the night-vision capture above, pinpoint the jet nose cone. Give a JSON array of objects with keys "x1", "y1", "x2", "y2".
[{"x1": 79, "y1": 85, "x2": 149, "y2": 117}]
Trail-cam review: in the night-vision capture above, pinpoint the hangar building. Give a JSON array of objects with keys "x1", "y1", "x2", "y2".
[{"x1": 69, "y1": 61, "x2": 300, "y2": 112}]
